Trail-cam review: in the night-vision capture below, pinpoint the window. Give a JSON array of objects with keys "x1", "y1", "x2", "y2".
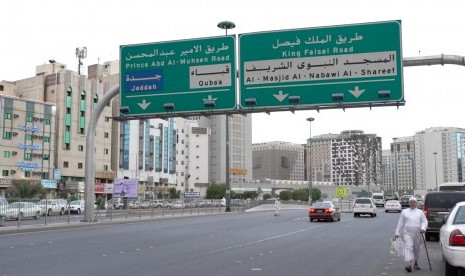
[
  {"x1": 2, "y1": 170, "x2": 8, "y2": 176},
  {"x1": 78, "y1": 163, "x2": 83, "y2": 169},
  {"x1": 5, "y1": 113, "x2": 11, "y2": 120},
  {"x1": 24, "y1": 153, "x2": 32, "y2": 160},
  {"x1": 3, "y1": 132, "x2": 11, "y2": 139},
  {"x1": 26, "y1": 134, "x2": 32, "y2": 141},
  {"x1": 26, "y1": 116, "x2": 33, "y2": 122},
  {"x1": 44, "y1": 136, "x2": 50, "y2": 143},
  {"x1": 103, "y1": 165, "x2": 108, "y2": 171},
  {"x1": 104, "y1": 148, "x2": 109, "y2": 155},
  {"x1": 44, "y1": 118, "x2": 51, "y2": 125},
  {"x1": 104, "y1": 132, "x2": 109, "y2": 138},
  {"x1": 64, "y1": 161, "x2": 69, "y2": 168},
  {"x1": 43, "y1": 154, "x2": 49, "y2": 160},
  {"x1": 3, "y1": 151, "x2": 10, "y2": 158},
  {"x1": 78, "y1": 145, "x2": 84, "y2": 151}
]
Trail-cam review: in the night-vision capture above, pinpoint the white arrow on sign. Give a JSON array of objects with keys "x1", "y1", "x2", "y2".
[
  {"x1": 203, "y1": 95, "x2": 217, "y2": 101},
  {"x1": 137, "y1": 99, "x2": 151, "y2": 110},
  {"x1": 348, "y1": 86, "x2": 366, "y2": 98},
  {"x1": 273, "y1": 90, "x2": 289, "y2": 102}
]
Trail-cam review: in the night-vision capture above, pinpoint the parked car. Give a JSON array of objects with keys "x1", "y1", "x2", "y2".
[
  {"x1": 309, "y1": 201, "x2": 341, "y2": 222},
  {"x1": 423, "y1": 191, "x2": 465, "y2": 240},
  {"x1": 353, "y1": 198, "x2": 377, "y2": 217},
  {"x1": 172, "y1": 201, "x2": 185, "y2": 209},
  {"x1": 399, "y1": 195, "x2": 414, "y2": 208},
  {"x1": 37, "y1": 199, "x2": 68, "y2": 216},
  {"x1": 128, "y1": 200, "x2": 141, "y2": 209},
  {"x1": 2, "y1": 202, "x2": 42, "y2": 220},
  {"x1": 68, "y1": 200, "x2": 85, "y2": 214},
  {"x1": 107, "y1": 198, "x2": 124, "y2": 209},
  {"x1": 384, "y1": 200, "x2": 402, "y2": 213},
  {"x1": 439, "y1": 201, "x2": 465, "y2": 275},
  {"x1": 0, "y1": 197, "x2": 9, "y2": 216}
]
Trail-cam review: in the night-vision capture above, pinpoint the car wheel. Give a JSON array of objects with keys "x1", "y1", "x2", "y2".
[
  {"x1": 425, "y1": 233, "x2": 431, "y2": 241},
  {"x1": 370, "y1": 213, "x2": 374, "y2": 217},
  {"x1": 385, "y1": 210, "x2": 388, "y2": 213},
  {"x1": 309, "y1": 218, "x2": 313, "y2": 222},
  {"x1": 354, "y1": 213, "x2": 357, "y2": 217},
  {"x1": 34, "y1": 211, "x2": 40, "y2": 220},
  {"x1": 445, "y1": 259, "x2": 457, "y2": 276},
  {"x1": 77, "y1": 208, "x2": 81, "y2": 215},
  {"x1": 17, "y1": 212, "x2": 24, "y2": 221},
  {"x1": 60, "y1": 208, "x2": 65, "y2": 215},
  {"x1": 47, "y1": 209, "x2": 52, "y2": 216}
]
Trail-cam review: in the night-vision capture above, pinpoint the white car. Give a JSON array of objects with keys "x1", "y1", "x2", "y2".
[
  {"x1": 439, "y1": 201, "x2": 465, "y2": 275},
  {"x1": 2, "y1": 202, "x2": 42, "y2": 220},
  {"x1": 384, "y1": 200, "x2": 402, "y2": 213},
  {"x1": 353, "y1": 198, "x2": 377, "y2": 217},
  {"x1": 68, "y1": 200, "x2": 85, "y2": 214}
]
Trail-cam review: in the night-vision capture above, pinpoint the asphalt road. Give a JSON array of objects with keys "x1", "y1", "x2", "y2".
[{"x1": 0, "y1": 208, "x2": 445, "y2": 276}]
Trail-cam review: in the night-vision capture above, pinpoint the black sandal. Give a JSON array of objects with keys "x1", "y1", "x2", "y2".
[
  {"x1": 414, "y1": 263, "x2": 421, "y2": 270},
  {"x1": 405, "y1": 265, "x2": 412, "y2": 272}
]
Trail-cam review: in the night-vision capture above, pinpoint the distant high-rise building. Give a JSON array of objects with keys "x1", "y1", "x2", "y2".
[{"x1": 252, "y1": 141, "x2": 305, "y2": 181}]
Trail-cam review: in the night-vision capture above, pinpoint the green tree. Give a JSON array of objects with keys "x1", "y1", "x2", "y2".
[
  {"x1": 242, "y1": 190, "x2": 258, "y2": 199},
  {"x1": 206, "y1": 183, "x2": 226, "y2": 199},
  {"x1": 7, "y1": 181, "x2": 45, "y2": 199},
  {"x1": 311, "y1": 187, "x2": 322, "y2": 202},
  {"x1": 360, "y1": 189, "x2": 370, "y2": 197},
  {"x1": 292, "y1": 189, "x2": 309, "y2": 201},
  {"x1": 263, "y1": 194, "x2": 272, "y2": 200},
  {"x1": 157, "y1": 191, "x2": 163, "y2": 199},
  {"x1": 278, "y1": 190, "x2": 292, "y2": 200},
  {"x1": 169, "y1": 188, "x2": 180, "y2": 199}
]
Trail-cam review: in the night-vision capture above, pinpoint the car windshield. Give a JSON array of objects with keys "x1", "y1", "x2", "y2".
[
  {"x1": 373, "y1": 195, "x2": 383, "y2": 199},
  {"x1": 9, "y1": 202, "x2": 25, "y2": 208},
  {"x1": 386, "y1": 200, "x2": 398, "y2": 204},
  {"x1": 355, "y1": 199, "x2": 371, "y2": 204},
  {"x1": 70, "y1": 201, "x2": 81, "y2": 205},
  {"x1": 314, "y1": 202, "x2": 332, "y2": 208}
]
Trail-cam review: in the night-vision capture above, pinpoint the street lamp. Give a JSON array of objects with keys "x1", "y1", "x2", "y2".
[
  {"x1": 433, "y1": 152, "x2": 438, "y2": 190},
  {"x1": 218, "y1": 20, "x2": 235, "y2": 212},
  {"x1": 307, "y1": 117, "x2": 315, "y2": 205},
  {"x1": 392, "y1": 138, "x2": 398, "y2": 195}
]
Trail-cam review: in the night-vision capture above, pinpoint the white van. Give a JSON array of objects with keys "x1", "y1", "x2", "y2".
[{"x1": 372, "y1": 193, "x2": 385, "y2": 207}]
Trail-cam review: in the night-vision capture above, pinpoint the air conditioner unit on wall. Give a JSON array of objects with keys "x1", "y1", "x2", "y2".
[
  {"x1": 12, "y1": 151, "x2": 17, "y2": 155},
  {"x1": 34, "y1": 117, "x2": 39, "y2": 121},
  {"x1": 10, "y1": 170, "x2": 16, "y2": 174},
  {"x1": 14, "y1": 114, "x2": 19, "y2": 118}
]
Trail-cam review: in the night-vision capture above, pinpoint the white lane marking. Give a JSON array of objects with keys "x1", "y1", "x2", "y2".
[{"x1": 251, "y1": 268, "x2": 262, "y2": 271}]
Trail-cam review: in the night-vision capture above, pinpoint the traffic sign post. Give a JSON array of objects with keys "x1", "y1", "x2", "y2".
[
  {"x1": 239, "y1": 21, "x2": 403, "y2": 110},
  {"x1": 120, "y1": 36, "x2": 236, "y2": 116}
]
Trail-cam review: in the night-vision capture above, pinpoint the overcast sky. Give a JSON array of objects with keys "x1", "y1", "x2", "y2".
[{"x1": 2, "y1": 0, "x2": 464, "y2": 149}]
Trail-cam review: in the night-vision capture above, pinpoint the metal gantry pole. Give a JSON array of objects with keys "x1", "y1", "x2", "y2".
[
  {"x1": 217, "y1": 20, "x2": 235, "y2": 212},
  {"x1": 84, "y1": 85, "x2": 119, "y2": 222}
]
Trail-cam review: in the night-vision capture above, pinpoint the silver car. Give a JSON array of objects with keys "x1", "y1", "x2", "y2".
[{"x1": 3, "y1": 202, "x2": 42, "y2": 220}]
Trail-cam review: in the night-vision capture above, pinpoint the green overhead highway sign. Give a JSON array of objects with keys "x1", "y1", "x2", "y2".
[
  {"x1": 120, "y1": 36, "x2": 236, "y2": 116},
  {"x1": 239, "y1": 21, "x2": 403, "y2": 110}
]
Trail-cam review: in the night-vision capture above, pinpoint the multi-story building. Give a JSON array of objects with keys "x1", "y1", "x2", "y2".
[
  {"x1": 0, "y1": 61, "x2": 115, "y2": 198},
  {"x1": 309, "y1": 134, "x2": 338, "y2": 183},
  {"x1": 196, "y1": 114, "x2": 252, "y2": 187},
  {"x1": 328, "y1": 130, "x2": 382, "y2": 188},
  {"x1": 252, "y1": 141, "x2": 305, "y2": 181},
  {"x1": 413, "y1": 127, "x2": 465, "y2": 191},
  {"x1": 381, "y1": 149, "x2": 393, "y2": 194},
  {"x1": 390, "y1": 137, "x2": 416, "y2": 195},
  {"x1": 0, "y1": 94, "x2": 56, "y2": 196}
]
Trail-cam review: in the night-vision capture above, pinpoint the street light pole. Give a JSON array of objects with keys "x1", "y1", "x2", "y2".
[
  {"x1": 307, "y1": 117, "x2": 315, "y2": 205},
  {"x1": 218, "y1": 21, "x2": 235, "y2": 212},
  {"x1": 392, "y1": 138, "x2": 398, "y2": 196},
  {"x1": 433, "y1": 152, "x2": 438, "y2": 190}
]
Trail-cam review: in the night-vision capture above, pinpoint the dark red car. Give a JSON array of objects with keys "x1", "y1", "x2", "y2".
[{"x1": 309, "y1": 201, "x2": 341, "y2": 222}]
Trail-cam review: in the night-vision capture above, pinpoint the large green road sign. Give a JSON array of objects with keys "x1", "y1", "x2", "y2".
[
  {"x1": 239, "y1": 21, "x2": 403, "y2": 109},
  {"x1": 120, "y1": 36, "x2": 236, "y2": 116}
]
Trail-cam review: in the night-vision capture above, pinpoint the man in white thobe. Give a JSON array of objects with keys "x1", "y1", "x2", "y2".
[
  {"x1": 395, "y1": 197, "x2": 428, "y2": 272},
  {"x1": 274, "y1": 198, "x2": 282, "y2": 216}
]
